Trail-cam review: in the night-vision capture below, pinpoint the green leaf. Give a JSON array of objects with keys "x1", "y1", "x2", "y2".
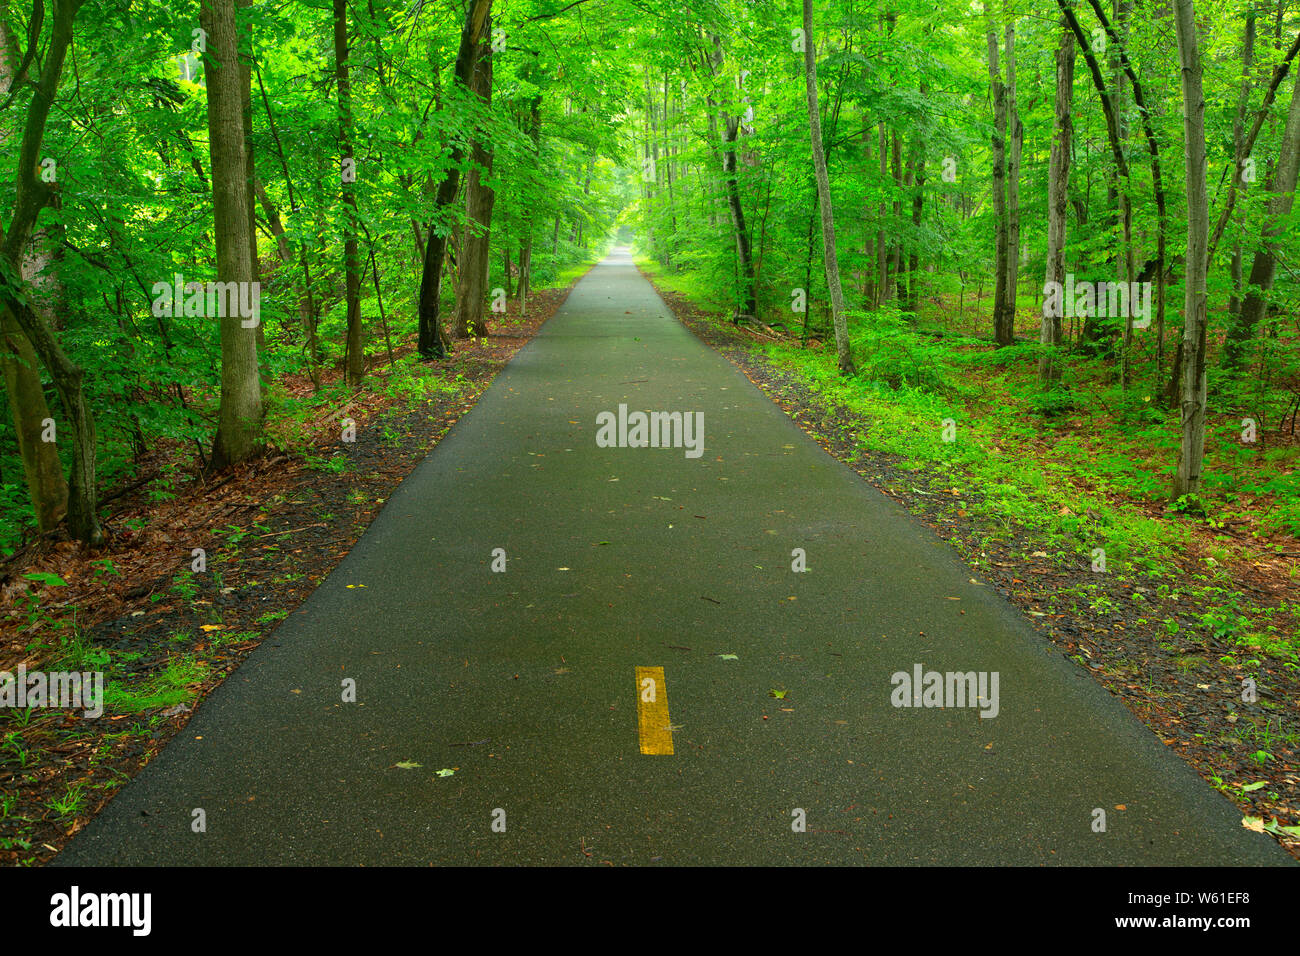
[{"x1": 24, "y1": 572, "x2": 67, "y2": 587}]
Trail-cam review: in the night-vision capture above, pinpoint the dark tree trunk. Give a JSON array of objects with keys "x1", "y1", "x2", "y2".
[
  {"x1": 0, "y1": 16, "x2": 68, "y2": 533},
  {"x1": 1004, "y1": 21, "x2": 1022, "y2": 344},
  {"x1": 0, "y1": 0, "x2": 101, "y2": 542},
  {"x1": 518, "y1": 89, "x2": 541, "y2": 312},
  {"x1": 705, "y1": 34, "x2": 757, "y2": 320},
  {"x1": 453, "y1": 26, "x2": 494, "y2": 339},
  {"x1": 334, "y1": 0, "x2": 363, "y2": 384},
  {"x1": 1041, "y1": 17, "x2": 1074, "y2": 387},
  {"x1": 416, "y1": 0, "x2": 491, "y2": 358},
  {"x1": 987, "y1": 19, "x2": 1012, "y2": 345}
]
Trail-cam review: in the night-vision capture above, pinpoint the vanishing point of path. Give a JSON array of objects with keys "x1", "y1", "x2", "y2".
[{"x1": 58, "y1": 250, "x2": 1291, "y2": 865}]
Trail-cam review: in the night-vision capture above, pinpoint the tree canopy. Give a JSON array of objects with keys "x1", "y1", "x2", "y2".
[{"x1": 2, "y1": 0, "x2": 1299, "y2": 548}]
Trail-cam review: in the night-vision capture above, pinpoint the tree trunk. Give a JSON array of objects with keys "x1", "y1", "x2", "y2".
[
  {"x1": 334, "y1": 0, "x2": 364, "y2": 384},
  {"x1": 453, "y1": 29, "x2": 494, "y2": 339},
  {"x1": 204, "y1": 0, "x2": 264, "y2": 469},
  {"x1": 888, "y1": 128, "x2": 902, "y2": 306},
  {"x1": 705, "y1": 34, "x2": 757, "y2": 320},
  {"x1": 573, "y1": 159, "x2": 592, "y2": 249},
  {"x1": 1169, "y1": 23, "x2": 1300, "y2": 400},
  {"x1": 1040, "y1": 16, "x2": 1075, "y2": 387},
  {"x1": 0, "y1": 0, "x2": 101, "y2": 544},
  {"x1": 905, "y1": 80, "x2": 927, "y2": 316},
  {"x1": 0, "y1": 15, "x2": 67, "y2": 533},
  {"x1": 876, "y1": 122, "x2": 887, "y2": 308},
  {"x1": 664, "y1": 68, "x2": 679, "y2": 253},
  {"x1": 987, "y1": 18, "x2": 1012, "y2": 346},
  {"x1": 644, "y1": 65, "x2": 662, "y2": 262},
  {"x1": 518, "y1": 89, "x2": 541, "y2": 313},
  {"x1": 803, "y1": 0, "x2": 854, "y2": 374},
  {"x1": 235, "y1": 0, "x2": 264, "y2": 379},
  {"x1": 1172, "y1": 0, "x2": 1209, "y2": 500},
  {"x1": 1114, "y1": 0, "x2": 1136, "y2": 385},
  {"x1": 1004, "y1": 17, "x2": 1022, "y2": 343},
  {"x1": 0, "y1": 308, "x2": 68, "y2": 531},
  {"x1": 416, "y1": 0, "x2": 491, "y2": 358}
]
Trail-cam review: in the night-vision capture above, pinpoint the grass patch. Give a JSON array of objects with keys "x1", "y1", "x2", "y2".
[{"x1": 103, "y1": 657, "x2": 209, "y2": 714}]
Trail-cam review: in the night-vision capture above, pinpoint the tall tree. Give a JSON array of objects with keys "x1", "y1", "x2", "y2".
[
  {"x1": 704, "y1": 32, "x2": 757, "y2": 321},
  {"x1": 903, "y1": 77, "x2": 928, "y2": 316},
  {"x1": 802, "y1": 0, "x2": 854, "y2": 374},
  {"x1": 236, "y1": 0, "x2": 263, "y2": 387},
  {"x1": 452, "y1": 25, "x2": 495, "y2": 339},
  {"x1": 0, "y1": 13, "x2": 67, "y2": 533},
  {"x1": 1003, "y1": 12, "x2": 1022, "y2": 346},
  {"x1": 1040, "y1": 16, "x2": 1074, "y2": 387},
  {"x1": 0, "y1": 0, "x2": 101, "y2": 544},
  {"x1": 203, "y1": 0, "x2": 264, "y2": 468},
  {"x1": 416, "y1": 0, "x2": 492, "y2": 359},
  {"x1": 1172, "y1": 0, "x2": 1209, "y2": 500},
  {"x1": 875, "y1": 120, "x2": 888, "y2": 307},
  {"x1": 517, "y1": 75, "x2": 542, "y2": 313},
  {"x1": 334, "y1": 0, "x2": 363, "y2": 384},
  {"x1": 986, "y1": 8, "x2": 1012, "y2": 346}
]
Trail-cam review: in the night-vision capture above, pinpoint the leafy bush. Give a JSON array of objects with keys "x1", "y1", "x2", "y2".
[{"x1": 847, "y1": 308, "x2": 954, "y2": 395}]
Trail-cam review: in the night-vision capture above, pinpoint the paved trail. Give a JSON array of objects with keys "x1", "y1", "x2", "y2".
[{"x1": 59, "y1": 250, "x2": 1290, "y2": 865}]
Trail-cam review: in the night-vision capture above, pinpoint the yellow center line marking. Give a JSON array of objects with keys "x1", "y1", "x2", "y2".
[{"x1": 636, "y1": 666, "x2": 674, "y2": 755}]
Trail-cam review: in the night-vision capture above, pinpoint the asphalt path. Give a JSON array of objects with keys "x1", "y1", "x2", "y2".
[{"x1": 57, "y1": 248, "x2": 1292, "y2": 865}]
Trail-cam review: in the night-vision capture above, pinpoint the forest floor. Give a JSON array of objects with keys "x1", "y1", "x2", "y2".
[
  {"x1": 0, "y1": 274, "x2": 588, "y2": 866},
  {"x1": 640, "y1": 264, "x2": 1300, "y2": 861}
]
